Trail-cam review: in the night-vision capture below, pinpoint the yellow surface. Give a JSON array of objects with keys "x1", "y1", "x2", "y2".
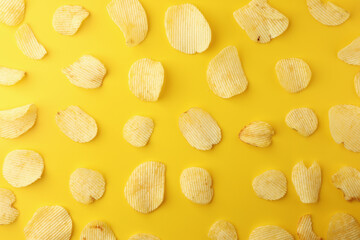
[{"x1": 0, "y1": 0, "x2": 359, "y2": 239}]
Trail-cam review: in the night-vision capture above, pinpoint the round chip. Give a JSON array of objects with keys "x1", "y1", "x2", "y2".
[
  {"x1": 0, "y1": 67, "x2": 25, "y2": 86},
  {"x1": 15, "y1": 24, "x2": 47, "y2": 60},
  {"x1": 338, "y1": 37, "x2": 360, "y2": 66},
  {"x1": 239, "y1": 121, "x2": 274, "y2": 148},
  {"x1": 129, "y1": 233, "x2": 160, "y2": 240},
  {"x1": 249, "y1": 225, "x2": 294, "y2": 240},
  {"x1": 208, "y1": 220, "x2": 238, "y2": 240},
  {"x1": 297, "y1": 214, "x2": 322, "y2": 240},
  {"x1": 123, "y1": 115, "x2": 154, "y2": 147},
  {"x1": 307, "y1": 0, "x2": 349, "y2": 26},
  {"x1": 327, "y1": 213, "x2": 360, "y2": 240},
  {"x1": 0, "y1": 188, "x2": 19, "y2": 225},
  {"x1": 252, "y1": 170, "x2": 287, "y2": 201},
  {"x1": 80, "y1": 220, "x2": 116, "y2": 240},
  {"x1": 0, "y1": 0, "x2": 25, "y2": 26},
  {"x1": 354, "y1": 72, "x2": 360, "y2": 97},
  {"x1": 332, "y1": 166, "x2": 360, "y2": 201},
  {"x1": 53, "y1": 5, "x2": 89, "y2": 36},
  {"x1": 285, "y1": 108, "x2": 318, "y2": 137}
]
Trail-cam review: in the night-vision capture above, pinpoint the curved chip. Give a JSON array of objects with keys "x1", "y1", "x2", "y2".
[
  {"x1": 53, "y1": 5, "x2": 89, "y2": 36},
  {"x1": 124, "y1": 161, "x2": 165, "y2": 214},
  {"x1": 332, "y1": 166, "x2": 360, "y2": 201},
  {"x1": 0, "y1": 188, "x2": 19, "y2": 225},
  {"x1": 249, "y1": 225, "x2": 294, "y2": 240},
  {"x1": 24, "y1": 206, "x2": 72, "y2": 240},
  {"x1": 297, "y1": 215, "x2": 322, "y2": 240},
  {"x1": 165, "y1": 4, "x2": 211, "y2": 54},
  {"x1": 0, "y1": 67, "x2": 25, "y2": 86},
  {"x1": 179, "y1": 107, "x2": 221, "y2": 151},
  {"x1": 80, "y1": 220, "x2": 116, "y2": 240},
  {"x1": 239, "y1": 121, "x2": 274, "y2": 147},
  {"x1": 129, "y1": 233, "x2": 160, "y2": 240},
  {"x1": 55, "y1": 105, "x2": 98, "y2": 143},
  {"x1": 354, "y1": 72, "x2": 360, "y2": 97},
  {"x1": 285, "y1": 108, "x2": 318, "y2": 137},
  {"x1": 0, "y1": 0, "x2": 25, "y2": 26},
  {"x1": 252, "y1": 170, "x2": 287, "y2": 201},
  {"x1": 307, "y1": 0, "x2": 349, "y2": 26},
  {"x1": 128, "y1": 58, "x2": 164, "y2": 101},
  {"x1": 327, "y1": 213, "x2": 360, "y2": 240},
  {"x1": 3, "y1": 149, "x2": 44, "y2": 188},
  {"x1": 208, "y1": 220, "x2": 238, "y2": 240},
  {"x1": 123, "y1": 115, "x2": 154, "y2": 147},
  {"x1": 338, "y1": 37, "x2": 360, "y2": 66},
  {"x1": 107, "y1": 0, "x2": 148, "y2": 47},
  {"x1": 15, "y1": 24, "x2": 47, "y2": 60}
]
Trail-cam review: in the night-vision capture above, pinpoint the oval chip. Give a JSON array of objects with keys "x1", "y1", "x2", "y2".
[
  {"x1": 239, "y1": 121, "x2": 274, "y2": 148},
  {"x1": 208, "y1": 220, "x2": 238, "y2": 240},
  {"x1": 80, "y1": 220, "x2": 116, "y2": 240},
  {"x1": 129, "y1": 233, "x2": 160, "y2": 240},
  {"x1": 252, "y1": 170, "x2": 287, "y2": 201},
  {"x1": 123, "y1": 115, "x2": 154, "y2": 147},
  {"x1": 0, "y1": 67, "x2": 25, "y2": 86},
  {"x1": 307, "y1": 0, "x2": 349, "y2": 26},
  {"x1": 0, "y1": 188, "x2": 19, "y2": 225},
  {"x1": 332, "y1": 166, "x2": 360, "y2": 201},
  {"x1": 297, "y1": 214, "x2": 322, "y2": 240},
  {"x1": 327, "y1": 213, "x2": 360, "y2": 240},
  {"x1": 249, "y1": 225, "x2": 294, "y2": 240},
  {"x1": 0, "y1": 0, "x2": 25, "y2": 26},
  {"x1": 338, "y1": 37, "x2": 360, "y2": 66},
  {"x1": 15, "y1": 24, "x2": 47, "y2": 60},
  {"x1": 53, "y1": 5, "x2": 89, "y2": 36},
  {"x1": 285, "y1": 108, "x2": 318, "y2": 137}
]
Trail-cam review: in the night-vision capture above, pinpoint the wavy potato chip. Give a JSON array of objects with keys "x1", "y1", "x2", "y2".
[
  {"x1": 15, "y1": 24, "x2": 47, "y2": 60},
  {"x1": 354, "y1": 72, "x2": 360, "y2": 97},
  {"x1": 165, "y1": 4, "x2": 211, "y2": 54},
  {"x1": 338, "y1": 37, "x2": 360, "y2": 66},
  {"x1": 0, "y1": 67, "x2": 25, "y2": 86},
  {"x1": 0, "y1": 188, "x2": 19, "y2": 225},
  {"x1": 129, "y1": 233, "x2": 160, "y2": 240},
  {"x1": 249, "y1": 225, "x2": 294, "y2": 240},
  {"x1": 327, "y1": 213, "x2": 360, "y2": 240},
  {"x1": 123, "y1": 115, "x2": 154, "y2": 147},
  {"x1": 307, "y1": 0, "x2": 349, "y2": 26},
  {"x1": 286, "y1": 108, "x2": 318, "y2": 137},
  {"x1": 208, "y1": 220, "x2": 238, "y2": 240},
  {"x1": 0, "y1": 0, "x2": 25, "y2": 26},
  {"x1": 297, "y1": 215, "x2": 322, "y2": 240},
  {"x1": 239, "y1": 121, "x2": 274, "y2": 147},
  {"x1": 332, "y1": 166, "x2": 360, "y2": 201},
  {"x1": 80, "y1": 220, "x2": 116, "y2": 240},
  {"x1": 252, "y1": 170, "x2": 287, "y2": 201},
  {"x1": 53, "y1": 5, "x2": 89, "y2": 36}
]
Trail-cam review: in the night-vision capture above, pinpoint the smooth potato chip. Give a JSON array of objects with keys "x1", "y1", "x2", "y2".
[
  {"x1": 0, "y1": 67, "x2": 25, "y2": 86},
  {"x1": 128, "y1": 58, "x2": 164, "y2": 101},
  {"x1": 252, "y1": 170, "x2": 287, "y2": 201},
  {"x1": 80, "y1": 220, "x2": 116, "y2": 240},
  {"x1": 123, "y1": 115, "x2": 154, "y2": 147},
  {"x1": 354, "y1": 72, "x2": 360, "y2": 97},
  {"x1": 124, "y1": 161, "x2": 165, "y2": 214},
  {"x1": 208, "y1": 220, "x2": 238, "y2": 240},
  {"x1": 297, "y1": 215, "x2": 322, "y2": 240},
  {"x1": 249, "y1": 225, "x2": 294, "y2": 240},
  {"x1": 165, "y1": 4, "x2": 211, "y2": 54},
  {"x1": 307, "y1": 0, "x2": 349, "y2": 26},
  {"x1": 338, "y1": 37, "x2": 360, "y2": 65},
  {"x1": 15, "y1": 24, "x2": 47, "y2": 60},
  {"x1": 285, "y1": 108, "x2": 318, "y2": 137},
  {"x1": 0, "y1": 188, "x2": 19, "y2": 225},
  {"x1": 239, "y1": 121, "x2": 274, "y2": 147},
  {"x1": 332, "y1": 166, "x2": 360, "y2": 201},
  {"x1": 179, "y1": 107, "x2": 221, "y2": 151},
  {"x1": 0, "y1": 0, "x2": 25, "y2": 26},
  {"x1": 107, "y1": 0, "x2": 148, "y2": 47},
  {"x1": 129, "y1": 233, "x2": 160, "y2": 240},
  {"x1": 53, "y1": 5, "x2": 89, "y2": 36},
  {"x1": 327, "y1": 213, "x2": 360, "y2": 240}
]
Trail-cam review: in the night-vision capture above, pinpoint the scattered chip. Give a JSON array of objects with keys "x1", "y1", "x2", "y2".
[
  {"x1": 55, "y1": 105, "x2": 98, "y2": 143},
  {"x1": 285, "y1": 108, "x2": 318, "y2": 137},
  {"x1": 0, "y1": 188, "x2": 19, "y2": 225},
  {"x1": 208, "y1": 220, "x2": 238, "y2": 240},
  {"x1": 15, "y1": 24, "x2": 47, "y2": 60},
  {"x1": 128, "y1": 58, "x2": 164, "y2": 101},
  {"x1": 53, "y1": 5, "x2": 89, "y2": 36},
  {"x1": 297, "y1": 214, "x2": 322, "y2": 240},
  {"x1": 249, "y1": 225, "x2": 294, "y2": 240},
  {"x1": 239, "y1": 121, "x2": 274, "y2": 148},
  {"x1": 124, "y1": 161, "x2": 165, "y2": 214},
  {"x1": 179, "y1": 107, "x2": 221, "y2": 151},
  {"x1": 327, "y1": 213, "x2": 360, "y2": 240},
  {"x1": 332, "y1": 166, "x2": 360, "y2": 201},
  {"x1": 165, "y1": 4, "x2": 211, "y2": 54},
  {"x1": 252, "y1": 170, "x2": 287, "y2": 201},
  {"x1": 306, "y1": 0, "x2": 349, "y2": 26},
  {"x1": 129, "y1": 233, "x2": 160, "y2": 240},
  {"x1": 80, "y1": 220, "x2": 116, "y2": 240},
  {"x1": 123, "y1": 115, "x2": 154, "y2": 147},
  {"x1": 338, "y1": 37, "x2": 360, "y2": 66},
  {"x1": 354, "y1": 72, "x2": 360, "y2": 97},
  {"x1": 0, "y1": 0, "x2": 25, "y2": 26},
  {"x1": 107, "y1": 0, "x2": 148, "y2": 47},
  {"x1": 0, "y1": 67, "x2": 25, "y2": 86}
]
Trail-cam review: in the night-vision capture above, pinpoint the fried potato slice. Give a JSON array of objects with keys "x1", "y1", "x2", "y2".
[
  {"x1": 0, "y1": 188, "x2": 19, "y2": 225},
  {"x1": 332, "y1": 166, "x2": 360, "y2": 201},
  {"x1": 53, "y1": 5, "x2": 89, "y2": 36},
  {"x1": 0, "y1": 67, "x2": 25, "y2": 86},
  {"x1": 107, "y1": 0, "x2": 148, "y2": 47},
  {"x1": 0, "y1": 0, "x2": 25, "y2": 26},
  {"x1": 124, "y1": 161, "x2": 165, "y2": 214},
  {"x1": 80, "y1": 220, "x2": 116, "y2": 240},
  {"x1": 128, "y1": 58, "x2": 164, "y2": 101},
  {"x1": 327, "y1": 213, "x2": 360, "y2": 240},
  {"x1": 165, "y1": 4, "x2": 211, "y2": 54},
  {"x1": 208, "y1": 220, "x2": 238, "y2": 240},
  {"x1": 15, "y1": 24, "x2": 47, "y2": 60},
  {"x1": 252, "y1": 170, "x2": 287, "y2": 201},
  {"x1": 297, "y1": 215, "x2": 322, "y2": 240},
  {"x1": 249, "y1": 225, "x2": 294, "y2": 240},
  {"x1": 24, "y1": 206, "x2": 72, "y2": 240},
  {"x1": 129, "y1": 233, "x2": 160, "y2": 240},
  {"x1": 338, "y1": 37, "x2": 360, "y2": 65},
  {"x1": 0, "y1": 104, "x2": 37, "y2": 139},
  {"x1": 292, "y1": 161, "x2": 321, "y2": 203},
  {"x1": 179, "y1": 107, "x2": 221, "y2": 151},
  {"x1": 285, "y1": 108, "x2": 318, "y2": 137},
  {"x1": 307, "y1": 0, "x2": 349, "y2": 26},
  {"x1": 62, "y1": 55, "x2": 107, "y2": 89},
  {"x1": 354, "y1": 72, "x2": 360, "y2": 97},
  {"x1": 239, "y1": 121, "x2": 274, "y2": 147},
  {"x1": 123, "y1": 115, "x2": 154, "y2": 147},
  {"x1": 55, "y1": 105, "x2": 97, "y2": 143}
]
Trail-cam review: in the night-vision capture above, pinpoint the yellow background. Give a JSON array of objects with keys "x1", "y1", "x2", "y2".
[{"x1": 0, "y1": 0, "x2": 360, "y2": 239}]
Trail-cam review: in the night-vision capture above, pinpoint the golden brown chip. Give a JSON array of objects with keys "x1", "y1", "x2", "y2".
[
  {"x1": 327, "y1": 213, "x2": 360, "y2": 240},
  {"x1": 125, "y1": 161, "x2": 165, "y2": 214},
  {"x1": 297, "y1": 214, "x2": 322, "y2": 240},
  {"x1": 107, "y1": 0, "x2": 148, "y2": 47},
  {"x1": 252, "y1": 170, "x2": 287, "y2": 201},
  {"x1": 179, "y1": 107, "x2": 221, "y2": 151},
  {"x1": 129, "y1": 233, "x2": 160, "y2": 240},
  {"x1": 15, "y1": 24, "x2": 47, "y2": 60},
  {"x1": 285, "y1": 108, "x2": 318, "y2": 137},
  {"x1": 53, "y1": 5, "x2": 89, "y2": 36},
  {"x1": 208, "y1": 220, "x2": 238, "y2": 240},
  {"x1": 239, "y1": 121, "x2": 274, "y2": 147},
  {"x1": 123, "y1": 115, "x2": 154, "y2": 147},
  {"x1": 338, "y1": 37, "x2": 360, "y2": 66},
  {"x1": 165, "y1": 4, "x2": 211, "y2": 54},
  {"x1": 0, "y1": 188, "x2": 19, "y2": 225},
  {"x1": 307, "y1": 0, "x2": 349, "y2": 26},
  {"x1": 354, "y1": 72, "x2": 360, "y2": 97},
  {"x1": 128, "y1": 58, "x2": 164, "y2": 101},
  {"x1": 249, "y1": 225, "x2": 294, "y2": 240},
  {"x1": 0, "y1": 67, "x2": 25, "y2": 86},
  {"x1": 332, "y1": 166, "x2": 360, "y2": 201},
  {"x1": 0, "y1": 0, "x2": 25, "y2": 26},
  {"x1": 80, "y1": 220, "x2": 116, "y2": 240}
]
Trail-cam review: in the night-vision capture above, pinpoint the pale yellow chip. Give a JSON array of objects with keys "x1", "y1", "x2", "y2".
[
  {"x1": 338, "y1": 37, "x2": 360, "y2": 65},
  {"x1": 292, "y1": 161, "x2": 321, "y2": 203},
  {"x1": 332, "y1": 166, "x2": 360, "y2": 201},
  {"x1": 297, "y1": 214, "x2": 322, "y2": 240},
  {"x1": 123, "y1": 115, "x2": 154, "y2": 147},
  {"x1": 15, "y1": 24, "x2": 47, "y2": 60},
  {"x1": 249, "y1": 225, "x2": 294, "y2": 240},
  {"x1": 208, "y1": 220, "x2": 238, "y2": 240},
  {"x1": 107, "y1": 0, "x2": 148, "y2": 47},
  {"x1": 62, "y1": 55, "x2": 107, "y2": 89},
  {"x1": 55, "y1": 105, "x2": 98, "y2": 143},
  {"x1": 124, "y1": 161, "x2": 165, "y2": 214},
  {"x1": 129, "y1": 233, "x2": 160, "y2": 240},
  {"x1": 0, "y1": 188, "x2": 19, "y2": 225},
  {"x1": 165, "y1": 4, "x2": 211, "y2": 54},
  {"x1": 0, "y1": 104, "x2": 37, "y2": 139},
  {"x1": 275, "y1": 58, "x2": 312, "y2": 93},
  {"x1": 179, "y1": 107, "x2": 221, "y2": 151},
  {"x1": 128, "y1": 58, "x2": 164, "y2": 101},
  {"x1": 239, "y1": 121, "x2": 274, "y2": 148},
  {"x1": 3, "y1": 149, "x2": 44, "y2": 188},
  {"x1": 53, "y1": 5, "x2": 89, "y2": 36},
  {"x1": 0, "y1": 67, "x2": 25, "y2": 86},
  {"x1": 327, "y1": 213, "x2": 360, "y2": 240},
  {"x1": 233, "y1": 0, "x2": 289, "y2": 43},
  {"x1": 207, "y1": 46, "x2": 248, "y2": 98},
  {"x1": 285, "y1": 108, "x2": 318, "y2": 137},
  {"x1": 354, "y1": 72, "x2": 360, "y2": 97},
  {"x1": 0, "y1": 0, "x2": 25, "y2": 26},
  {"x1": 24, "y1": 206, "x2": 72, "y2": 240},
  {"x1": 80, "y1": 220, "x2": 116, "y2": 240},
  {"x1": 307, "y1": 0, "x2": 349, "y2": 26},
  {"x1": 252, "y1": 170, "x2": 287, "y2": 201}
]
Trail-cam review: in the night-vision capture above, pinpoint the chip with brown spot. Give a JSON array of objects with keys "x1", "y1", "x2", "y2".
[
  {"x1": 80, "y1": 220, "x2": 116, "y2": 240},
  {"x1": 129, "y1": 233, "x2": 160, "y2": 240}
]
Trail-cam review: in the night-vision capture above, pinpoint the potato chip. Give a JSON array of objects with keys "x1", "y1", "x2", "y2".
[
  {"x1": 55, "y1": 105, "x2": 98, "y2": 143},
  {"x1": 53, "y1": 5, "x2": 89, "y2": 36},
  {"x1": 233, "y1": 0, "x2": 289, "y2": 43},
  {"x1": 207, "y1": 46, "x2": 248, "y2": 98},
  {"x1": 80, "y1": 220, "x2": 116, "y2": 240},
  {"x1": 24, "y1": 206, "x2": 72, "y2": 240},
  {"x1": 297, "y1": 214, "x2": 322, "y2": 240},
  {"x1": 307, "y1": 0, "x2": 349, "y2": 26},
  {"x1": 327, "y1": 213, "x2": 360, "y2": 240},
  {"x1": 124, "y1": 161, "x2": 165, "y2": 214},
  {"x1": 0, "y1": 67, "x2": 25, "y2": 86},
  {"x1": 129, "y1": 233, "x2": 160, "y2": 240},
  {"x1": 62, "y1": 55, "x2": 107, "y2": 89},
  {"x1": 15, "y1": 24, "x2": 47, "y2": 60},
  {"x1": 179, "y1": 107, "x2": 221, "y2": 151},
  {"x1": 123, "y1": 115, "x2": 154, "y2": 147},
  {"x1": 180, "y1": 167, "x2": 213, "y2": 204},
  {"x1": 338, "y1": 37, "x2": 360, "y2": 66},
  {"x1": 292, "y1": 161, "x2": 321, "y2": 203},
  {"x1": 285, "y1": 108, "x2": 318, "y2": 137},
  {"x1": 354, "y1": 72, "x2": 360, "y2": 97},
  {"x1": 208, "y1": 220, "x2": 238, "y2": 240},
  {"x1": 3, "y1": 149, "x2": 44, "y2": 188},
  {"x1": 239, "y1": 121, "x2": 274, "y2": 148},
  {"x1": 0, "y1": 188, "x2": 19, "y2": 225},
  {"x1": 0, "y1": 0, "x2": 25, "y2": 26},
  {"x1": 128, "y1": 58, "x2": 164, "y2": 101},
  {"x1": 249, "y1": 225, "x2": 294, "y2": 240},
  {"x1": 332, "y1": 166, "x2": 360, "y2": 201},
  {"x1": 252, "y1": 170, "x2": 287, "y2": 201},
  {"x1": 107, "y1": 0, "x2": 148, "y2": 47},
  {"x1": 275, "y1": 58, "x2": 311, "y2": 93},
  {"x1": 0, "y1": 104, "x2": 37, "y2": 139},
  {"x1": 165, "y1": 4, "x2": 211, "y2": 54}
]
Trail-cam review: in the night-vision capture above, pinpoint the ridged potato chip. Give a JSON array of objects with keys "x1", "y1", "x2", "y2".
[
  {"x1": 354, "y1": 72, "x2": 360, "y2": 97},
  {"x1": 307, "y1": 0, "x2": 349, "y2": 26},
  {"x1": 252, "y1": 170, "x2": 287, "y2": 201},
  {"x1": 24, "y1": 206, "x2": 72, "y2": 240},
  {"x1": 332, "y1": 166, "x2": 360, "y2": 201},
  {"x1": 3, "y1": 149, "x2": 44, "y2": 188},
  {"x1": 15, "y1": 24, "x2": 47, "y2": 60},
  {"x1": 124, "y1": 161, "x2": 165, "y2": 214},
  {"x1": 62, "y1": 55, "x2": 107, "y2": 89},
  {"x1": 180, "y1": 167, "x2": 213, "y2": 204},
  {"x1": 179, "y1": 107, "x2": 221, "y2": 151},
  {"x1": 208, "y1": 220, "x2": 238, "y2": 240},
  {"x1": 128, "y1": 58, "x2": 164, "y2": 101},
  {"x1": 123, "y1": 115, "x2": 154, "y2": 147},
  {"x1": 275, "y1": 58, "x2": 311, "y2": 93},
  {"x1": 56, "y1": 105, "x2": 98, "y2": 143},
  {"x1": 327, "y1": 213, "x2": 360, "y2": 240},
  {"x1": 165, "y1": 4, "x2": 211, "y2": 54},
  {"x1": 0, "y1": 104, "x2": 37, "y2": 139},
  {"x1": 233, "y1": 0, "x2": 289, "y2": 43},
  {"x1": 239, "y1": 121, "x2": 274, "y2": 147},
  {"x1": 249, "y1": 225, "x2": 294, "y2": 240},
  {"x1": 207, "y1": 46, "x2": 248, "y2": 98},
  {"x1": 129, "y1": 233, "x2": 160, "y2": 240},
  {"x1": 285, "y1": 108, "x2": 318, "y2": 137},
  {"x1": 107, "y1": 0, "x2": 148, "y2": 47},
  {"x1": 292, "y1": 161, "x2": 321, "y2": 203},
  {"x1": 338, "y1": 37, "x2": 360, "y2": 66},
  {"x1": 80, "y1": 220, "x2": 116, "y2": 240},
  {"x1": 69, "y1": 168, "x2": 105, "y2": 204},
  {"x1": 297, "y1": 215, "x2": 322, "y2": 240},
  {"x1": 0, "y1": 0, "x2": 25, "y2": 26},
  {"x1": 0, "y1": 188, "x2": 19, "y2": 225},
  {"x1": 0, "y1": 67, "x2": 25, "y2": 86},
  {"x1": 53, "y1": 5, "x2": 89, "y2": 36}
]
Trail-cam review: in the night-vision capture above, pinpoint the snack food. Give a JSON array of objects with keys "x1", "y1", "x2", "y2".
[
  {"x1": 0, "y1": 188, "x2": 19, "y2": 225},
  {"x1": 239, "y1": 121, "x2": 274, "y2": 147},
  {"x1": 332, "y1": 166, "x2": 360, "y2": 201},
  {"x1": 15, "y1": 24, "x2": 47, "y2": 60},
  {"x1": 123, "y1": 116, "x2": 154, "y2": 147},
  {"x1": 0, "y1": 67, "x2": 25, "y2": 86},
  {"x1": 0, "y1": 0, "x2": 25, "y2": 26},
  {"x1": 306, "y1": 0, "x2": 349, "y2": 26},
  {"x1": 208, "y1": 220, "x2": 238, "y2": 240},
  {"x1": 252, "y1": 170, "x2": 287, "y2": 200},
  {"x1": 285, "y1": 108, "x2": 318, "y2": 136},
  {"x1": 53, "y1": 5, "x2": 89, "y2": 35},
  {"x1": 80, "y1": 220, "x2": 116, "y2": 240}
]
